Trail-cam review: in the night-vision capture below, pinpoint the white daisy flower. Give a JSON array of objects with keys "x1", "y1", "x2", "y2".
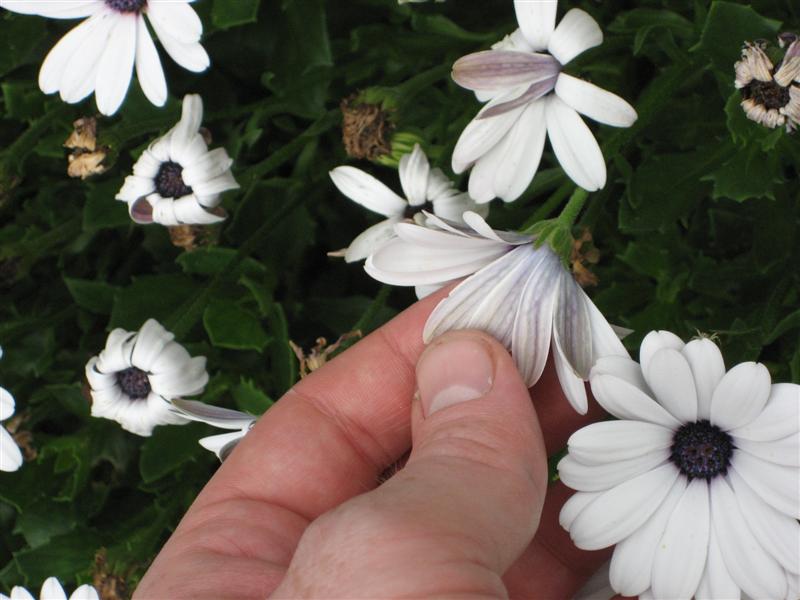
[
  {"x1": 85, "y1": 319, "x2": 209, "y2": 437},
  {"x1": 0, "y1": 0, "x2": 209, "y2": 116},
  {"x1": 115, "y1": 94, "x2": 239, "y2": 227},
  {"x1": 364, "y1": 211, "x2": 628, "y2": 413},
  {"x1": 559, "y1": 330, "x2": 800, "y2": 600},
  {"x1": 735, "y1": 35, "x2": 800, "y2": 132},
  {"x1": 329, "y1": 143, "x2": 488, "y2": 263},
  {"x1": 0, "y1": 577, "x2": 98, "y2": 600},
  {"x1": 1, "y1": 347, "x2": 23, "y2": 472},
  {"x1": 450, "y1": 0, "x2": 637, "y2": 202},
  {"x1": 170, "y1": 398, "x2": 256, "y2": 461}
]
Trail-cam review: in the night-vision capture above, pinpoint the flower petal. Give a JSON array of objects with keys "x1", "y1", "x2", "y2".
[
  {"x1": 582, "y1": 291, "x2": 628, "y2": 361},
  {"x1": 559, "y1": 490, "x2": 602, "y2": 530},
  {"x1": 59, "y1": 13, "x2": 114, "y2": 104},
  {"x1": 545, "y1": 95, "x2": 606, "y2": 191},
  {"x1": 555, "y1": 73, "x2": 637, "y2": 127},
  {"x1": 547, "y1": 8, "x2": 603, "y2": 65},
  {"x1": 95, "y1": 329, "x2": 136, "y2": 373},
  {"x1": 643, "y1": 348, "x2": 698, "y2": 423},
  {"x1": 639, "y1": 330, "x2": 685, "y2": 373},
  {"x1": 558, "y1": 448, "x2": 669, "y2": 492},
  {"x1": 513, "y1": 0, "x2": 557, "y2": 50},
  {"x1": 70, "y1": 584, "x2": 99, "y2": 600},
  {"x1": 171, "y1": 398, "x2": 254, "y2": 429},
  {"x1": 0, "y1": 0, "x2": 99, "y2": 18},
  {"x1": 149, "y1": 356, "x2": 208, "y2": 397},
  {"x1": 553, "y1": 271, "x2": 593, "y2": 379},
  {"x1": 711, "y1": 477, "x2": 787, "y2": 600},
  {"x1": 695, "y1": 524, "x2": 740, "y2": 600},
  {"x1": 590, "y1": 373, "x2": 681, "y2": 429},
  {"x1": 40, "y1": 578, "x2": 67, "y2": 600},
  {"x1": 146, "y1": 0, "x2": 203, "y2": 44},
  {"x1": 330, "y1": 166, "x2": 406, "y2": 217},
  {"x1": 95, "y1": 14, "x2": 136, "y2": 116},
  {"x1": 451, "y1": 50, "x2": 560, "y2": 91},
  {"x1": 682, "y1": 338, "x2": 726, "y2": 421},
  {"x1": 730, "y1": 383, "x2": 800, "y2": 441},
  {"x1": 38, "y1": 13, "x2": 100, "y2": 94},
  {"x1": 0, "y1": 428, "x2": 23, "y2": 472},
  {"x1": 552, "y1": 338, "x2": 589, "y2": 414},
  {"x1": 731, "y1": 452, "x2": 800, "y2": 518},
  {"x1": 567, "y1": 420, "x2": 673, "y2": 466},
  {"x1": 130, "y1": 319, "x2": 174, "y2": 372},
  {"x1": 0, "y1": 386, "x2": 14, "y2": 421},
  {"x1": 148, "y1": 14, "x2": 209, "y2": 72},
  {"x1": 398, "y1": 144, "x2": 430, "y2": 206},
  {"x1": 135, "y1": 14, "x2": 167, "y2": 107},
  {"x1": 9, "y1": 586, "x2": 35, "y2": 600},
  {"x1": 736, "y1": 433, "x2": 799, "y2": 467},
  {"x1": 199, "y1": 431, "x2": 246, "y2": 461},
  {"x1": 710, "y1": 362, "x2": 771, "y2": 431},
  {"x1": 568, "y1": 462, "x2": 680, "y2": 550},
  {"x1": 344, "y1": 219, "x2": 399, "y2": 263},
  {"x1": 590, "y1": 355, "x2": 648, "y2": 392},
  {"x1": 651, "y1": 479, "x2": 710, "y2": 600}
]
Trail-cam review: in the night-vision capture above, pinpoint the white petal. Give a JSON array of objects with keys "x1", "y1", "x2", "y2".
[
  {"x1": 545, "y1": 95, "x2": 606, "y2": 191},
  {"x1": 590, "y1": 355, "x2": 648, "y2": 392},
  {"x1": 330, "y1": 166, "x2": 406, "y2": 217},
  {"x1": 146, "y1": 0, "x2": 202, "y2": 44},
  {"x1": 170, "y1": 398, "x2": 254, "y2": 429},
  {"x1": 9, "y1": 587, "x2": 35, "y2": 600},
  {"x1": 696, "y1": 524, "x2": 740, "y2": 600},
  {"x1": 194, "y1": 170, "x2": 239, "y2": 196},
  {"x1": 430, "y1": 192, "x2": 487, "y2": 224},
  {"x1": 730, "y1": 383, "x2": 800, "y2": 441},
  {"x1": 567, "y1": 420, "x2": 673, "y2": 465},
  {"x1": 582, "y1": 290, "x2": 628, "y2": 361},
  {"x1": 559, "y1": 490, "x2": 602, "y2": 530},
  {"x1": 547, "y1": 8, "x2": 603, "y2": 65},
  {"x1": 731, "y1": 452, "x2": 800, "y2": 518},
  {"x1": 398, "y1": 144, "x2": 430, "y2": 206},
  {"x1": 558, "y1": 448, "x2": 669, "y2": 492},
  {"x1": 130, "y1": 319, "x2": 174, "y2": 372},
  {"x1": 199, "y1": 430, "x2": 245, "y2": 461},
  {"x1": 711, "y1": 362, "x2": 772, "y2": 431},
  {"x1": 513, "y1": 0, "x2": 557, "y2": 50},
  {"x1": 711, "y1": 477, "x2": 787, "y2": 600},
  {"x1": 736, "y1": 434, "x2": 799, "y2": 467},
  {"x1": 40, "y1": 578, "x2": 67, "y2": 600},
  {"x1": 590, "y1": 373, "x2": 681, "y2": 429},
  {"x1": 60, "y1": 13, "x2": 114, "y2": 104},
  {"x1": 729, "y1": 468, "x2": 800, "y2": 574},
  {"x1": 552, "y1": 339, "x2": 588, "y2": 414},
  {"x1": 1, "y1": 0, "x2": 99, "y2": 18},
  {"x1": 95, "y1": 329, "x2": 136, "y2": 373},
  {"x1": 95, "y1": 14, "x2": 136, "y2": 116},
  {"x1": 609, "y1": 477, "x2": 686, "y2": 597},
  {"x1": 135, "y1": 14, "x2": 167, "y2": 107},
  {"x1": 181, "y1": 147, "x2": 232, "y2": 186},
  {"x1": 553, "y1": 270, "x2": 593, "y2": 378},
  {"x1": 38, "y1": 13, "x2": 100, "y2": 94},
  {"x1": 555, "y1": 73, "x2": 637, "y2": 127},
  {"x1": 169, "y1": 196, "x2": 226, "y2": 225},
  {"x1": 643, "y1": 348, "x2": 698, "y2": 423},
  {"x1": 344, "y1": 219, "x2": 399, "y2": 263},
  {"x1": 69, "y1": 585, "x2": 99, "y2": 600},
  {"x1": 651, "y1": 479, "x2": 710, "y2": 600},
  {"x1": 682, "y1": 338, "x2": 726, "y2": 421},
  {"x1": 84, "y1": 358, "x2": 117, "y2": 392},
  {"x1": 0, "y1": 386, "x2": 14, "y2": 421},
  {"x1": 426, "y1": 168, "x2": 457, "y2": 202},
  {"x1": 639, "y1": 330, "x2": 685, "y2": 374},
  {"x1": 568, "y1": 462, "x2": 680, "y2": 550},
  {"x1": 148, "y1": 356, "x2": 208, "y2": 397},
  {"x1": 0, "y1": 428, "x2": 23, "y2": 472},
  {"x1": 148, "y1": 15, "x2": 209, "y2": 72}
]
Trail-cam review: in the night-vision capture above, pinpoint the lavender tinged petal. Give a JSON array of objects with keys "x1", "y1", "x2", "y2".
[
  {"x1": 452, "y1": 50, "x2": 560, "y2": 91},
  {"x1": 479, "y1": 76, "x2": 558, "y2": 119}
]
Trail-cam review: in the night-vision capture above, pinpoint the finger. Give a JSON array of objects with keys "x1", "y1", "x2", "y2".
[{"x1": 272, "y1": 330, "x2": 548, "y2": 598}]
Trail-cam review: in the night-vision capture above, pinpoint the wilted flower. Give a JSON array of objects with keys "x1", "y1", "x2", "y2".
[
  {"x1": 365, "y1": 212, "x2": 628, "y2": 413},
  {"x1": 560, "y1": 331, "x2": 800, "y2": 600},
  {"x1": 735, "y1": 35, "x2": 800, "y2": 132},
  {"x1": 451, "y1": 0, "x2": 637, "y2": 202},
  {"x1": 64, "y1": 117, "x2": 107, "y2": 179},
  {"x1": 116, "y1": 94, "x2": 238, "y2": 226},
  {"x1": 85, "y1": 319, "x2": 208, "y2": 436},
  {"x1": 340, "y1": 94, "x2": 393, "y2": 160},
  {"x1": 0, "y1": 576, "x2": 98, "y2": 600},
  {"x1": 170, "y1": 399, "x2": 256, "y2": 461},
  {"x1": 0, "y1": 0, "x2": 209, "y2": 116},
  {"x1": 1, "y1": 347, "x2": 22, "y2": 473},
  {"x1": 330, "y1": 144, "x2": 488, "y2": 262}
]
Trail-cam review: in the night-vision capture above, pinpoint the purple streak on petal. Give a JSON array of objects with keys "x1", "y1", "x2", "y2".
[
  {"x1": 452, "y1": 50, "x2": 561, "y2": 91},
  {"x1": 478, "y1": 76, "x2": 558, "y2": 119}
]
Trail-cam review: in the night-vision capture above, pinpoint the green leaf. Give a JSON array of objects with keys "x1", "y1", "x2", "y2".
[
  {"x1": 0, "y1": 15, "x2": 47, "y2": 79},
  {"x1": 11, "y1": 528, "x2": 102, "y2": 587},
  {"x1": 110, "y1": 274, "x2": 202, "y2": 330},
  {"x1": 724, "y1": 92, "x2": 785, "y2": 150},
  {"x1": 232, "y1": 378, "x2": 273, "y2": 414},
  {"x1": 211, "y1": 0, "x2": 260, "y2": 29},
  {"x1": 704, "y1": 145, "x2": 780, "y2": 202},
  {"x1": 1, "y1": 82, "x2": 44, "y2": 121},
  {"x1": 13, "y1": 500, "x2": 77, "y2": 549},
  {"x1": 63, "y1": 278, "x2": 118, "y2": 315},
  {"x1": 82, "y1": 179, "x2": 130, "y2": 231},
  {"x1": 176, "y1": 247, "x2": 266, "y2": 278},
  {"x1": 203, "y1": 300, "x2": 270, "y2": 351},
  {"x1": 267, "y1": 303, "x2": 296, "y2": 394},
  {"x1": 139, "y1": 422, "x2": 206, "y2": 483}
]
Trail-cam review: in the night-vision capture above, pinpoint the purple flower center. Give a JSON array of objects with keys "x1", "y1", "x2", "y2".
[
  {"x1": 104, "y1": 0, "x2": 147, "y2": 13},
  {"x1": 670, "y1": 420, "x2": 734, "y2": 481},
  {"x1": 155, "y1": 161, "x2": 193, "y2": 199},
  {"x1": 116, "y1": 367, "x2": 151, "y2": 399}
]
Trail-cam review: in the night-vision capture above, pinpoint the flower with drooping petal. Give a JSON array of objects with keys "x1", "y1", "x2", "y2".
[
  {"x1": 559, "y1": 330, "x2": 800, "y2": 600},
  {"x1": 0, "y1": 347, "x2": 23, "y2": 473},
  {"x1": 450, "y1": 0, "x2": 637, "y2": 202},
  {"x1": 0, "y1": 0, "x2": 209, "y2": 116},
  {"x1": 735, "y1": 34, "x2": 800, "y2": 132},
  {"x1": 171, "y1": 398, "x2": 256, "y2": 461},
  {"x1": 85, "y1": 319, "x2": 209, "y2": 437},
  {"x1": 364, "y1": 211, "x2": 629, "y2": 413},
  {"x1": 0, "y1": 576, "x2": 99, "y2": 600},
  {"x1": 116, "y1": 94, "x2": 239, "y2": 226},
  {"x1": 329, "y1": 144, "x2": 488, "y2": 262}
]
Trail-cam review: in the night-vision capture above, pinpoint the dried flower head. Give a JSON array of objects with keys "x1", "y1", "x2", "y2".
[
  {"x1": 65, "y1": 117, "x2": 108, "y2": 179},
  {"x1": 290, "y1": 332, "x2": 362, "y2": 378},
  {"x1": 571, "y1": 228, "x2": 600, "y2": 288},
  {"x1": 340, "y1": 94, "x2": 393, "y2": 160}
]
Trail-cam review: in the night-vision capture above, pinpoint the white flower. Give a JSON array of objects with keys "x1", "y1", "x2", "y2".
[
  {"x1": 559, "y1": 331, "x2": 800, "y2": 600},
  {"x1": 0, "y1": 577, "x2": 98, "y2": 600},
  {"x1": 735, "y1": 35, "x2": 800, "y2": 132},
  {"x1": 0, "y1": 0, "x2": 209, "y2": 116},
  {"x1": 364, "y1": 211, "x2": 628, "y2": 413},
  {"x1": 329, "y1": 144, "x2": 488, "y2": 262},
  {"x1": 1, "y1": 348, "x2": 23, "y2": 472},
  {"x1": 115, "y1": 94, "x2": 239, "y2": 226},
  {"x1": 85, "y1": 319, "x2": 209, "y2": 437},
  {"x1": 450, "y1": 0, "x2": 637, "y2": 202},
  {"x1": 170, "y1": 398, "x2": 256, "y2": 461}
]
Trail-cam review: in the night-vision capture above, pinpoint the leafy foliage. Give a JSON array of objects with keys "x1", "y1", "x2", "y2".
[{"x1": 0, "y1": 0, "x2": 798, "y2": 593}]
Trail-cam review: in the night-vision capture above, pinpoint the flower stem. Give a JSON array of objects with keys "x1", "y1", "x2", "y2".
[{"x1": 556, "y1": 188, "x2": 589, "y2": 228}]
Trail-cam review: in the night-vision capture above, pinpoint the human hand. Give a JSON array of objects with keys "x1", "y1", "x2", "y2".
[{"x1": 134, "y1": 291, "x2": 612, "y2": 599}]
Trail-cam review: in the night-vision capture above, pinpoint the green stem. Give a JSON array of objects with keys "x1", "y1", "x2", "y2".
[
  {"x1": 3, "y1": 103, "x2": 71, "y2": 172},
  {"x1": 521, "y1": 181, "x2": 572, "y2": 231},
  {"x1": 556, "y1": 188, "x2": 589, "y2": 227},
  {"x1": 396, "y1": 64, "x2": 451, "y2": 102}
]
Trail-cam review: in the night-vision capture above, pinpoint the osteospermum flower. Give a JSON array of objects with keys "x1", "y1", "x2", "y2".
[
  {"x1": 171, "y1": 399, "x2": 256, "y2": 461},
  {"x1": 116, "y1": 94, "x2": 239, "y2": 226},
  {"x1": 1, "y1": 348, "x2": 23, "y2": 473},
  {"x1": 329, "y1": 144, "x2": 487, "y2": 262},
  {"x1": 735, "y1": 34, "x2": 800, "y2": 132},
  {"x1": 0, "y1": 0, "x2": 209, "y2": 116},
  {"x1": 559, "y1": 331, "x2": 800, "y2": 600},
  {"x1": 85, "y1": 319, "x2": 209, "y2": 436},
  {"x1": 364, "y1": 211, "x2": 628, "y2": 413},
  {"x1": 451, "y1": 0, "x2": 637, "y2": 202},
  {"x1": 0, "y1": 577, "x2": 98, "y2": 600}
]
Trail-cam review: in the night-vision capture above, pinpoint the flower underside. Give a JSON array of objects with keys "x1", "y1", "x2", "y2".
[
  {"x1": 670, "y1": 419, "x2": 734, "y2": 481},
  {"x1": 155, "y1": 161, "x2": 193, "y2": 199},
  {"x1": 116, "y1": 367, "x2": 151, "y2": 399},
  {"x1": 403, "y1": 200, "x2": 434, "y2": 219},
  {"x1": 104, "y1": 0, "x2": 147, "y2": 13}
]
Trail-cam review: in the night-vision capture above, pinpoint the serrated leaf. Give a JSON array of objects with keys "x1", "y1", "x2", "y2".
[
  {"x1": 63, "y1": 278, "x2": 118, "y2": 315},
  {"x1": 232, "y1": 378, "x2": 273, "y2": 414},
  {"x1": 212, "y1": 0, "x2": 260, "y2": 29},
  {"x1": 203, "y1": 300, "x2": 270, "y2": 351},
  {"x1": 138, "y1": 422, "x2": 207, "y2": 483},
  {"x1": 704, "y1": 145, "x2": 780, "y2": 202}
]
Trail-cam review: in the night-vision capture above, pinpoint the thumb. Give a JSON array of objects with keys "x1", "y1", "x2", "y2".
[{"x1": 272, "y1": 330, "x2": 548, "y2": 599}]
